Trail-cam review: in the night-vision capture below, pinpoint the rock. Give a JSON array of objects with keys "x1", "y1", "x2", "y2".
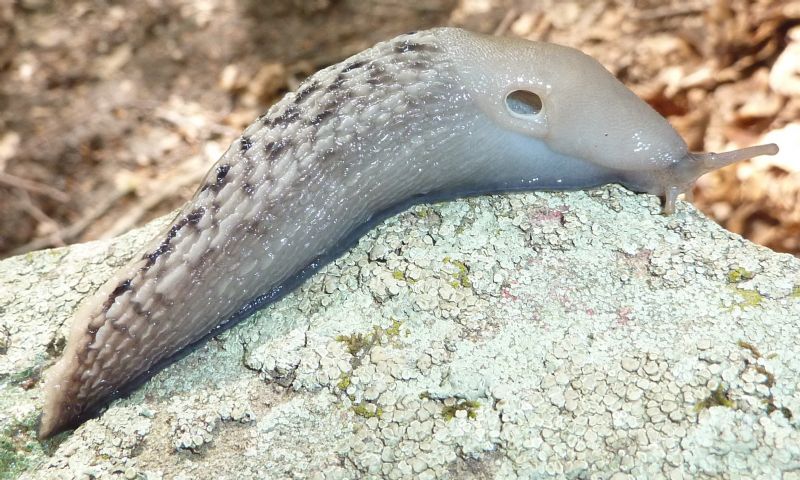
[{"x1": 1, "y1": 185, "x2": 799, "y2": 479}]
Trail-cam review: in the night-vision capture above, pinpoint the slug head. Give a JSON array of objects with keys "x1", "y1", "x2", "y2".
[{"x1": 437, "y1": 28, "x2": 778, "y2": 213}]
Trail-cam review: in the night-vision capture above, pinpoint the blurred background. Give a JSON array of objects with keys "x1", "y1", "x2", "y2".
[{"x1": 0, "y1": 0, "x2": 797, "y2": 258}]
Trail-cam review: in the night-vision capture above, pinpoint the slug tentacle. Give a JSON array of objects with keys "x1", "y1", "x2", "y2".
[
  {"x1": 657, "y1": 143, "x2": 780, "y2": 213},
  {"x1": 39, "y1": 27, "x2": 781, "y2": 439},
  {"x1": 692, "y1": 143, "x2": 779, "y2": 172}
]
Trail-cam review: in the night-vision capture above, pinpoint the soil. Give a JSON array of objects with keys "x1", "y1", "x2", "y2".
[{"x1": 1, "y1": 0, "x2": 798, "y2": 257}]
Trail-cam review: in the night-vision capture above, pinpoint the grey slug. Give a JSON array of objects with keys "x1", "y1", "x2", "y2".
[{"x1": 38, "y1": 28, "x2": 778, "y2": 438}]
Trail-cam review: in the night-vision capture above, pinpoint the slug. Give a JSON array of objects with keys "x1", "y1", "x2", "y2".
[{"x1": 38, "y1": 27, "x2": 778, "y2": 439}]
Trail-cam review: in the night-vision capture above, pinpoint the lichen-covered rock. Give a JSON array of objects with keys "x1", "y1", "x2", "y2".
[{"x1": 1, "y1": 186, "x2": 799, "y2": 479}]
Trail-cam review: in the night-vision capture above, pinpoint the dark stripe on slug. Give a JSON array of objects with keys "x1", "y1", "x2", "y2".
[
  {"x1": 128, "y1": 300, "x2": 144, "y2": 317},
  {"x1": 337, "y1": 88, "x2": 353, "y2": 101},
  {"x1": 267, "y1": 140, "x2": 288, "y2": 160},
  {"x1": 409, "y1": 60, "x2": 432, "y2": 70},
  {"x1": 200, "y1": 163, "x2": 231, "y2": 194},
  {"x1": 111, "y1": 279, "x2": 132, "y2": 297},
  {"x1": 311, "y1": 109, "x2": 335, "y2": 125},
  {"x1": 326, "y1": 77, "x2": 346, "y2": 92},
  {"x1": 187, "y1": 207, "x2": 205, "y2": 224},
  {"x1": 393, "y1": 41, "x2": 437, "y2": 54},
  {"x1": 367, "y1": 75, "x2": 393, "y2": 86},
  {"x1": 275, "y1": 106, "x2": 300, "y2": 125},
  {"x1": 341, "y1": 60, "x2": 367, "y2": 73},
  {"x1": 143, "y1": 215, "x2": 191, "y2": 267},
  {"x1": 102, "y1": 278, "x2": 132, "y2": 311},
  {"x1": 368, "y1": 62, "x2": 386, "y2": 75},
  {"x1": 294, "y1": 81, "x2": 319, "y2": 103}
]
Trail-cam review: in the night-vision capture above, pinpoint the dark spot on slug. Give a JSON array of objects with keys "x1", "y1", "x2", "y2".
[
  {"x1": 393, "y1": 41, "x2": 437, "y2": 54},
  {"x1": 368, "y1": 62, "x2": 386, "y2": 75},
  {"x1": 143, "y1": 215, "x2": 192, "y2": 267},
  {"x1": 409, "y1": 60, "x2": 432, "y2": 70},
  {"x1": 320, "y1": 99, "x2": 339, "y2": 112},
  {"x1": 311, "y1": 109, "x2": 335, "y2": 125},
  {"x1": 294, "y1": 81, "x2": 319, "y2": 103},
  {"x1": 275, "y1": 105, "x2": 300, "y2": 125},
  {"x1": 129, "y1": 300, "x2": 145, "y2": 317},
  {"x1": 215, "y1": 164, "x2": 231, "y2": 185},
  {"x1": 336, "y1": 88, "x2": 353, "y2": 102},
  {"x1": 326, "y1": 77, "x2": 346, "y2": 92},
  {"x1": 186, "y1": 207, "x2": 205, "y2": 225},
  {"x1": 102, "y1": 278, "x2": 132, "y2": 311},
  {"x1": 240, "y1": 136, "x2": 253, "y2": 152},
  {"x1": 404, "y1": 30, "x2": 418, "y2": 35},
  {"x1": 367, "y1": 74, "x2": 393, "y2": 86},
  {"x1": 342, "y1": 60, "x2": 367, "y2": 73},
  {"x1": 267, "y1": 140, "x2": 288, "y2": 160},
  {"x1": 111, "y1": 279, "x2": 132, "y2": 297}
]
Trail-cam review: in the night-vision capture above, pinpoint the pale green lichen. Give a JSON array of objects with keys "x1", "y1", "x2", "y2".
[
  {"x1": 352, "y1": 403, "x2": 383, "y2": 418},
  {"x1": 337, "y1": 373, "x2": 351, "y2": 391},
  {"x1": 442, "y1": 400, "x2": 481, "y2": 421},
  {"x1": 727, "y1": 267, "x2": 755, "y2": 283},
  {"x1": 792, "y1": 286, "x2": 800, "y2": 298},
  {"x1": 734, "y1": 288, "x2": 763, "y2": 308},
  {"x1": 413, "y1": 206, "x2": 430, "y2": 218},
  {"x1": 335, "y1": 319, "x2": 404, "y2": 357},
  {"x1": 0, "y1": 413, "x2": 42, "y2": 479},
  {"x1": 695, "y1": 385, "x2": 736, "y2": 412},
  {"x1": 442, "y1": 257, "x2": 472, "y2": 289},
  {"x1": 384, "y1": 319, "x2": 402, "y2": 337}
]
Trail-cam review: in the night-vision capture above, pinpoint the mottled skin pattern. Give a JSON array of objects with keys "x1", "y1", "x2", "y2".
[
  {"x1": 39, "y1": 28, "x2": 778, "y2": 438},
  {"x1": 40, "y1": 30, "x2": 470, "y2": 438}
]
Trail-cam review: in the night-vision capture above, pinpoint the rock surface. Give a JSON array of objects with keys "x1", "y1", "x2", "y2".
[{"x1": 1, "y1": 186, "x2": 799, "y2": 479}]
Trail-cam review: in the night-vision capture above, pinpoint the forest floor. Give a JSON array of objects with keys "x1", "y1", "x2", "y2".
[{"x1": 0, "y1": 0, "x2": 798, "y2": 257}]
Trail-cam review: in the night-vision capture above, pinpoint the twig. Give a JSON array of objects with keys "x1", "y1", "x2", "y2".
[
  {"x1": 100, "y1": 166, "x2": 207, "y2": 239},
  {"x1": 493, "y1": 8, "x2": 519, "y2": 37},
  {"x1": 632, "y1": 2, "x2": 706, "y2": 20},
  {"x1": 18, "y1": 190, "x2": 64, "y2": 247},
  {"x1": 7, "y1": 187, "x2": 132, "y2": 257},
  {"x1": 362, "y1": 0, "x2": 449, "y2": 13},
  {"x1": 0, "y1": 171, "x2": 69, "y2": 202}
]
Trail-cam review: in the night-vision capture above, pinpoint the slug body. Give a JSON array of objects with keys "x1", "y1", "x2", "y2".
[{"x1": 39, "y1": 28, "x2": 777, "y2": 438}]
